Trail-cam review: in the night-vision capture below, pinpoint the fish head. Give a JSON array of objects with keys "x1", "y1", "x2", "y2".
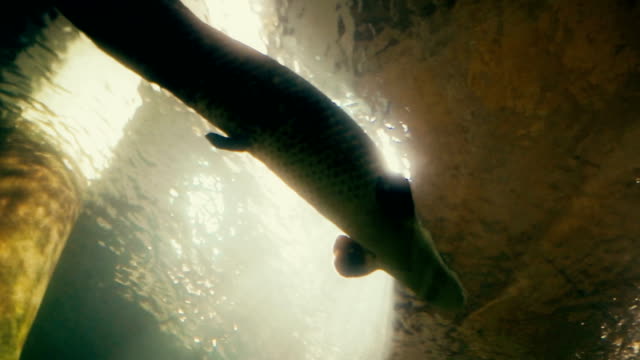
[{"x1": 333, "y1": 174, "x2": 467, "y2": 312}]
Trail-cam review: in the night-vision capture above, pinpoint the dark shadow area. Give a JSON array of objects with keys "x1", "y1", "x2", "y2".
[{"x1": 21, "y1": 213, "x2": 200, "y2": 360}]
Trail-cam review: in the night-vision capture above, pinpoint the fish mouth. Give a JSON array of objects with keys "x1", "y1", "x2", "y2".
[{"x1": 424, "y1": 270, "x2": 467, "y2": 312}]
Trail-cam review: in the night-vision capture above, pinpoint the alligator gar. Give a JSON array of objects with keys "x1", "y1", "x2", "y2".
[{"x1": 55, "y1": 0, "x2": 466, "y2": 310}]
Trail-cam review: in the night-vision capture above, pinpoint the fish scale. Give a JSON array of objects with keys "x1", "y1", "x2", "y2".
[{"x1": 54, "y1": 0, "x2": 466, "y2": 310}]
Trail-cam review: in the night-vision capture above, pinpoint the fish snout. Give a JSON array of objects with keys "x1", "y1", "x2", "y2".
[{"x1": 419, "y1": 266, "x2": 467, "y2": 312}]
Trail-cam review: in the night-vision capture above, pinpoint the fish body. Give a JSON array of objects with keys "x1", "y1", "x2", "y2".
[{"x1": 55, "y1": 0, "x2": 466, "y2": 310}]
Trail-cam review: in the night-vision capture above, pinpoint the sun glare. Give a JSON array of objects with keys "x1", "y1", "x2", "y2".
[{"x1": 23, "y1": 32, "x2": 141, "y2": 183}]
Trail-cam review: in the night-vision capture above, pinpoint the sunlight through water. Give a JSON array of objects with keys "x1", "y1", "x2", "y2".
[
  {"x1": 22, "y1": 27, "x2": 141, "y2": 183},
  {"x1": 16, "y1": 1, "x2": 400, "y2": 358},
  {"x1": 177, "y1": 1, "x2": 397, "y2": 358}
]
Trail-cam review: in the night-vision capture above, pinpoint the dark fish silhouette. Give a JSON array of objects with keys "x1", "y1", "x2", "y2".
[{"x1": 55, "y1": 0, "x2": 466, "y2": 310}]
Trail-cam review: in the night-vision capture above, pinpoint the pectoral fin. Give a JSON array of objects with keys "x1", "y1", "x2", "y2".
[
  {"x1": 375, "y1": 174, "x2": 415, "y2": 219},
  {"x1": 333, "y1": 235, "x2": 378, "y2": 277},
  {"x1": 206, "y1": 132, "x2": 251, "y2": 151}
]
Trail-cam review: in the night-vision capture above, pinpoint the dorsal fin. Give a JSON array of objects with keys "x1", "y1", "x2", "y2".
[{"x1": 375, "y1": 174, "x2": 415, "y2": 219}]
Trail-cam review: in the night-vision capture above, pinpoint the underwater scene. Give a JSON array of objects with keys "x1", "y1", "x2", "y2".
[{"x1": 1, "y1": 0, "x2": 639, "y2": 359}]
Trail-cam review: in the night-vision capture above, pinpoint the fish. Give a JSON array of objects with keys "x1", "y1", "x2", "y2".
[{"x1": 54, "y1": 0, "x2": 466, "y2": 311}]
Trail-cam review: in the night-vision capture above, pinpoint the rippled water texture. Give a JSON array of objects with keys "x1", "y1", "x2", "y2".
[
  {"x1": 11, "y1": 1, "x2": 408, "y2": 359},
  {"x1": 8, "y1": 1, "x2": 639, "y2": 359}
]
